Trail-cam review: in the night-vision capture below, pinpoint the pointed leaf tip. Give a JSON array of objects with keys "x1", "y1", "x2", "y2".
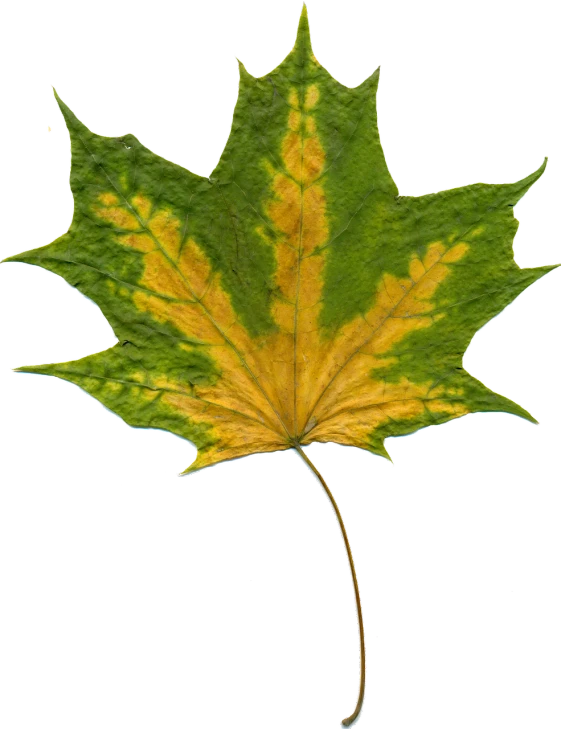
[
  {"x1": 295, "y1": 2, "x2": 312, "y2": 56},
  {"x1": 299, "y1": 3, "x2": 308, "y2": 18},
  {"x1": 50, "y1": 89, "x2": 91, "y2": 136},
  {"x1": 505, "y1": 154, "x2": 551, "y2": 205},
  {"x1": 236, "y1": 58, "x2": 254, "y2": 82},
  {"x1": 51, "y1": 84, "x2": 68, "y2": 107}
]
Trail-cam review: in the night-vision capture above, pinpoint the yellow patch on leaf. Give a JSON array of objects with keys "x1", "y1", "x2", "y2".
[
  {"x1": 177, "y1": 239, "x2": 212, "y2": 298},
  {"x1": 163, "y1": 386, "x2": 292, "y2": 470},
  {"x1": 288, "y1": 110, "x2": 301, "y2": 132},
  {"x1": 427, "y1": 399, "x2": 469, "y2": 416},
  {"x1": 301, "y1": 379, "x2": 469, "y2": 448},
  {"x1": 120, "y1": 233, "x2": 154, "y2": 253},
  {"x1": 140, "y1": 252, "x2": 190, "y2": 300},
  {"x1": 148, "y1": 210, "x2": 182, "y2": 260},
  {"x1": 99, "y1": 192, "x2": 119, "y2": 206},
  {"x1": 408, "y1": 257, "x2": 425, "y2": 283},
  {"x1": 304, "y1": 84, "x2": 320, "y2": 110},
  {"x1": 95, "y1": 195, "x2": 138, "y2": 230},
  {"x1": 131, "y1": 194, "x2": 152, "y2": 220},
  {"x1": 442, "y1": 242, "x2": 469, "y2": 262}
]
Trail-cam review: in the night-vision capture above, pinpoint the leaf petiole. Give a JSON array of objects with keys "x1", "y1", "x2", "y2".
[{"x1": 293, "y1": 443, "x2": 365, "y2": 726}]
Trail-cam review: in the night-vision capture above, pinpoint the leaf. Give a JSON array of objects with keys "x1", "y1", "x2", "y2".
[
  {"x1": 5, "y1": 13, "x2": 553, "y2": 473},
  {"x1": 3, "y1": 6, "x2": 555, "y2": 725}
]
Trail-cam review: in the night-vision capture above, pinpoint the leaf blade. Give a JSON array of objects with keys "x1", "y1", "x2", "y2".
[{"x1": 4, "y1": 11, "x2": 555, "y2": 470}]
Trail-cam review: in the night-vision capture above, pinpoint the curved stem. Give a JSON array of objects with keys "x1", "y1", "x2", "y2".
[{"x1": 293, "y1": 443, "x2": 365, "y2": 726}]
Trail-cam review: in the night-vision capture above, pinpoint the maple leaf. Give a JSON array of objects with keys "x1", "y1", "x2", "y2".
[{"x1": 3, "y1": 6, "x2": 555, "y2": 725}]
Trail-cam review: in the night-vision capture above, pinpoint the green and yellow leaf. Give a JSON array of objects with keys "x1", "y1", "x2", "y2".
[{"x1": 5, "y1": 7, "x2": 555, "y2": 472}]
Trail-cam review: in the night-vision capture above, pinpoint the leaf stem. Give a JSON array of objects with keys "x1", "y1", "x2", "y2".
[{"x1": 293, "y1": 443, "x2": 365, "y2": 726}]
